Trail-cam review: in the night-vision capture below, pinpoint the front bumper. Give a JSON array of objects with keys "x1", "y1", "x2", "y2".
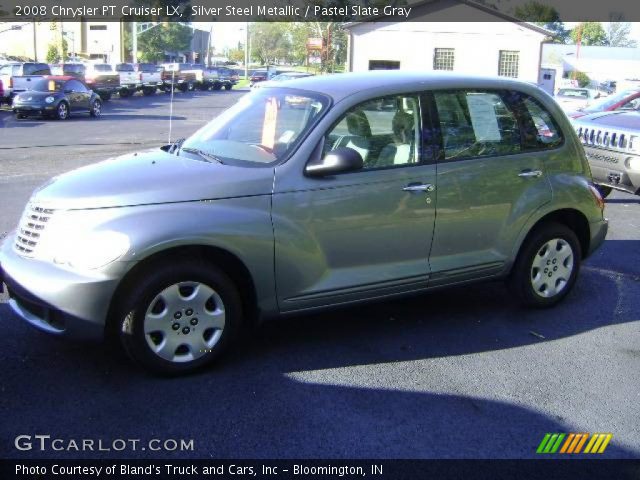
[
  {"x1": 13, "y1": 103, "x2": 56, "y2": 116},
  {"x1": 0, "y1": 234, "x2": 128, "y2": 340}
]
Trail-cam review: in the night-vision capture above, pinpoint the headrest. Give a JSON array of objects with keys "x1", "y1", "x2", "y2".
[{"x1": 346, "y1": 110, "x2": 372, "y2": 137}]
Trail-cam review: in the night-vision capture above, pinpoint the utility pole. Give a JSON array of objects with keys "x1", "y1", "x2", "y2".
[
  {"x1": 244, "y1": 22, "x2": 249, "y2": 79},
  {"x1": 132, "y1": 21, "x2": 138, "y2": 63},
  {"x1": 32, "y1": 21, "x2": 37, "y2": 61}
]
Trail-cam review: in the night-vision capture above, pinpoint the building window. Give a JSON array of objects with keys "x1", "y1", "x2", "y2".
[
  {"x1": 368, "y1": 60, "x2": 400, "y2": 70},
  {"x1": 498, "y1": 50, "x2": 519, "y2": 78},
  {"x1": 89, "y1": 25, "x2": 107, "y2": 31},
  {"x1": 433, "y1": 48, "x2": 455, "y2": 71}
]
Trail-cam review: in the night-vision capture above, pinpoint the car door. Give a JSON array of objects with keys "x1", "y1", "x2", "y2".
[
  {"x1": 272, "y1": 93, "x2": 438, "y2": 312},
  {"x1": 63, "y1": 80, "x2": 84, "y2": 111},
  {"x1": 426, "y1": 89, "x2": 556, "y2": 285}
]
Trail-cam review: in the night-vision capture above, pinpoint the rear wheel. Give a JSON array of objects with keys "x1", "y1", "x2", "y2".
[
  {"x1": 90, "y1": 99, "x2": 102, "y2": 117},
  {"x1": 99, "y1": 92, "x2": 111, "y2": 102},
  {"x1": 178, "y1": 83, "x2": 189, "y2": 93},
  {"x1": 509, "y1": 223, "x2": 581, "y2": 308},
  {"x1": 224, "y1": 84, "x2": 232, "y2": 91},
  {"x1": 595, "y1": 185, "x2": 612, "y2": 199},
  {"x1": 55, "y1": 101, "x2": 69, "y2": 120},
  {"x1": 118, "y1": 261, "x2": 243, "y2": 375}
]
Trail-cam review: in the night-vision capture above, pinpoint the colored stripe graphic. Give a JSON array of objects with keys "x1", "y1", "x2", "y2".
[{"x1": 537, "y1": 433, "x2": 613, "y2": 454}]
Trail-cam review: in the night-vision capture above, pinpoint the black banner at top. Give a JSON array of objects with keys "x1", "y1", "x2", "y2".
[{"x1": 0, "y1": 0, "x2": 639, "y2": 22}]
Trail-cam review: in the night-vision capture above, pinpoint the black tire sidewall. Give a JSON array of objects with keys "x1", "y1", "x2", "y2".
[
  {"x1": 56, "y1": 102, "x2": 69, "y2": 120},
  {"x1": 90, "y1": 100, "x2": 101, "y2": 117},
  {"x1": 510, "y1": 223, "x2": 582, "y2": 308},
  {"x1": 118, "y1": 262, "x2": 243, "y2": 375}
]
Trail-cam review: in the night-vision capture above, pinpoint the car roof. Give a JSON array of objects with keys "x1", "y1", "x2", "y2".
[{"x1": 273, "y1": 70, "x2": 545, "y2": 103}]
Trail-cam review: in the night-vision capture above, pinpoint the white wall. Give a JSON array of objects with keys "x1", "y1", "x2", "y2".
[{"x1": 349, "y1": 21, "x2": 545, "y2": 82}]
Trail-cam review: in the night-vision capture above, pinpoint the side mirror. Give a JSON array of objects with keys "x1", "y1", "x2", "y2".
[{"x1": 305, "y1": 147, "x2": 364, "y2": 177}]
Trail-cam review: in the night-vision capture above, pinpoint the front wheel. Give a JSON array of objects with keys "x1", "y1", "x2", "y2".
[
  {"x1": 119, "y1": 88, "x2": 131, "y2": 98},
  {"x1": 55, "y1": 101, "x2": 69, "y2": 120},
  {"x1": 90, "y1": 99, "x2": 102, "y2": 117},
  {"x1": 118, "y1": 261, "x2": 243, "y2": 375},
  {"x1": 508, "y1": 223, "x2": 581, "y2": 308}
]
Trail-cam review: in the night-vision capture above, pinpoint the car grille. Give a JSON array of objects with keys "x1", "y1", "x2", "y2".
[
  {"x1": 575, "y1": 126, "x2": 627, "y2": 150},
  {"x1": 14, "y1": 204, "x2": 55, "y2": 257}
]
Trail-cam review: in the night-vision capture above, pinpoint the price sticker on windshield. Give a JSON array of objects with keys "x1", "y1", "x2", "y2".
[{"x1": 261, "y1": 97, "x2": 278, "y2": 150}]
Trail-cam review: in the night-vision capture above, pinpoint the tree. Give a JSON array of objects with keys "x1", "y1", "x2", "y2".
[
  {"x1": 46, "y1": 44, "x2": 59, "y2": 63},
  {"x1": 136, "y1": 23, "x2": 193, "y2": 63},
  {"x1": 605, "y1": 16, "x2": 637, "y2": 47},
  {"x1": 570, "y1": 22, "x2": 607, "y2": 46},
  {"x1": 250, "y1": 23, "x2": 291, "y2": 65},
  {"x1": 227, "y1": 46, "x2": 245, "y2": 64},
  {"x1": 513, "y1": 1, "x2": 568, "y2": 43}
]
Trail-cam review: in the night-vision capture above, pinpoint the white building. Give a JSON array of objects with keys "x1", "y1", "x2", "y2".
[
  {"x1": 344, "y1": 0, "x2": 551, "y2": 83},
  {"x1": 542, "y1": 44, "x2": 640, "y2": 87}
]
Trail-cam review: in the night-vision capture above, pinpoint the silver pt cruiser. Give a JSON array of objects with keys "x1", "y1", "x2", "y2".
[{"x1": 0, "y1": 72, "x2": 608, "y2": 375}]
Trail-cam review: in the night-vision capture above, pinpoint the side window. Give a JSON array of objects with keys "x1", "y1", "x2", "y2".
[
  {"x1": 323, "y1": 95, "x2": 421, "y2": 169},
  {"x1": 433, "y1": 90, "x2": 521, "y2": 161},
  {"x1": 68, "y1": 80, "x2": 88, "y2": 92},
  {"x1": 519, "y1": 96, "x2": 564, "y2": 149}
]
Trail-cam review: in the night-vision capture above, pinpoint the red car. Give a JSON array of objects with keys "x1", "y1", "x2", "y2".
[{"x1": 566, "y1": 89, "x2": 640, "y2": 119}]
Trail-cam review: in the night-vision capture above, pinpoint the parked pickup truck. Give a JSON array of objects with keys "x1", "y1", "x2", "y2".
[
  {"x1": 206, "y1": 66, "x2": 238, "y2": 91},
  {"x1": 574, "y1": 110, "x2": 640, "y2": 197},
  {"x1": 84, "y1": 63, "x2": 120, "y2": 101},
  {"x1": 115, "y1": 63, "x2": 141, "y2": 98},
  {"x1": 133, "y1": 63, "x2": 163, "y2": 95},
  {"x1": 161, "y1": 63, "x2": 199, "y2": 92},
  {"x1": 0, "y1": 62, "x2": 51, "y2": 105}
]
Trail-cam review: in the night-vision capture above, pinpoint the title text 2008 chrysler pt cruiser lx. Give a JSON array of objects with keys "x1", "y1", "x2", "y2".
[{"x1": 0, "y1": 72, "x2": 608, "y2": 375}]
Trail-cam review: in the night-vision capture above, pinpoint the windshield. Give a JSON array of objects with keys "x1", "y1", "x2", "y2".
[
  {"x1": 32, "y1": 79, "x2": 64, "y2": 92},
  {"x1": 583, "y1": 90, "x2": 638, "y2": 113},
  {"x1": 182, "y1": 88, "x2": 329, "y2": 166},
  {"x1": 557, "y1": 89, "x2": 588, "y2": 99}
]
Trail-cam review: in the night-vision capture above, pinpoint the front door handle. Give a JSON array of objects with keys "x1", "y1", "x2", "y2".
[
  {"x1": 518, "y1": 169, "x2": 543, "y2": 178},
  {"x1": 403, "y1": 183, "x2": 435, "y2": 192}
]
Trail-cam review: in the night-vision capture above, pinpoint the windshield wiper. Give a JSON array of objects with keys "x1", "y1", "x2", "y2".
[
  {"x1": 168, "y1": 137, "x2": 185, "y2": 154},
  {"x1": 180, "y1": 147, "x2": 224, "y2": 164}
]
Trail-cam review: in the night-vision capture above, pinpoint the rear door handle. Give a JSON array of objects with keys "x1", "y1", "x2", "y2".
[
  {"x1": 518, "y1": 169, "x2": 543, "y2": 178},
  {"x1": 403, "y1": 183, "x2": 435, "y2": 192}
]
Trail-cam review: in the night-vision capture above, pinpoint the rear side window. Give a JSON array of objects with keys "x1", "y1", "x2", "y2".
[
  {"x1": 116, "y1": 64, "x2": 134, "y2": 72},
  {"x1": 93, "y1": 64, "x2": 113, "y2": 72},
  {"x1": 519, "y1": 96, "x2": 564, "y2": 150},
  {"x1": 433, "y1": 90, "x2": 521, "y2": 161},
  {"x1": 24, "y1": 63, "x2": 50, "y2": 75}
]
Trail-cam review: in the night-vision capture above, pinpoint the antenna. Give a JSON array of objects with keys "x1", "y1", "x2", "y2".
[{"x1": 168, "y1": 68, "x2": 175, "y2": 144}]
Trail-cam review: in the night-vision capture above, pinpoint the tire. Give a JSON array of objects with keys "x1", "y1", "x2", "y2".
[
  {"x1": 119, "y1": 88, "x2": 131, "y2": 98},
  {"x1": 90, "y1": 99, "x2": 102, "y2": 118},
  {"x1": 199, "y1": 82, "x2": 209, "y2": 91},
  {"x1": 213, "y1": 83, "x2": 222, "y2": 91},
  {"x1": 595, "y1": 185, "x2": 612, "y2": 199},
  {"x1": 224, "y1": 84, "x2": 232, "y2": 91},
  {"x1": 142, "y1": 87, "x2": 155, "y2": 96},
  {"x1": 99, "y1": 92, "x2": 111, "y2": 102},
  {"x1": 118, "y1": 261, "x2": 243, "y2": 376},
  {"x1": 178, "y1": 83, "x2": 189, "y2": 93},
  {"x1": 508, "y1": 222, "x2": 581, "y2": 308},
  {"x1": 55, "y1": 101, "x2": 69, "y2": 120}
]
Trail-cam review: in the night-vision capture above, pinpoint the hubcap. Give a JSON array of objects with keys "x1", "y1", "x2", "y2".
[
  {"x1": 93, "y1": 102, "x2": 101, "y2": 115},
  {"x1": 530, "y1": 238, "x2": 574, "y2": 298},
  {"x1": 143, "y1": 281, "x2": 226, "y2": 363},
  {"x1": 58, "y1": 104, "x2": 67, "y2": 118}
]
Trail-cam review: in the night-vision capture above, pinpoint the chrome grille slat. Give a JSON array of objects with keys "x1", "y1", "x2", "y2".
[{"x1": 13, "y1": 203, "x2": 55, "y2": 257}]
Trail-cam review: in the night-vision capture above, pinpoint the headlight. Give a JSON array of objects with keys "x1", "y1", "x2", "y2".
[
  {"x1": 54, "y1": 231, "x2": 130, "y2": 270},
  {"x1": 628, "y1": 157, "x2": 640, "y2": 171},
  {"x1": 45, "y1": 96, "x2": 55, "y2": 104}
]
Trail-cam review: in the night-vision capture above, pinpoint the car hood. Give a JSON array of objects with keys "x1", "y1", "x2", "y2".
[
  {"x1": 31, "y1": 149, "x2": 275, "y2": 210},
  {"x1": 574, "y1": 110, "x2": 640, "y2": 127},
  {"x1": 15, "y1": 91, "x2": 61, "y2": 102}
]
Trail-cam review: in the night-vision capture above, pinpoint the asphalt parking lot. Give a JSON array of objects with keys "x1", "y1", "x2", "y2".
[{"x1": 0, "y1": 91, "x2": 639, "y2": 460}]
